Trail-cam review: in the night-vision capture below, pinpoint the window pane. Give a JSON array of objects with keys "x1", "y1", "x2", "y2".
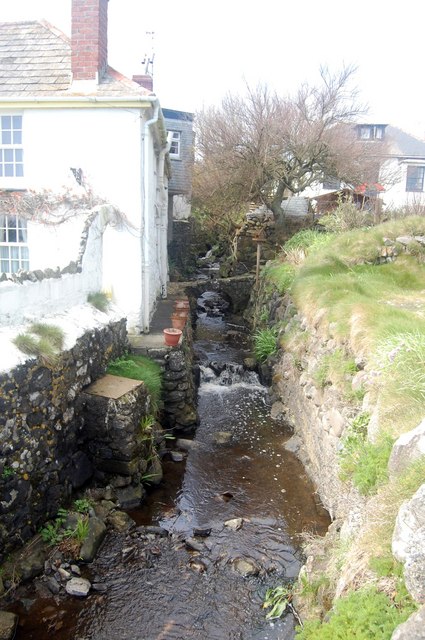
[
  {"x1": 8, "y1": 216, "x2": 17, "y2": 229},
  {"x1": 0, "y1": 214, "x2": 6, "y2": 228},
  {"x1": 4, "y1": 149, "x2": 13, "y2": 162},
  {"x1": 11, "y1": 260, "x2": 19, "y2": 273},
  {"x1": 15, "y1": 164, "x2": 24, "y2": 177},
  {"x1": 4, "y1": 164, "x2": 14, "y2": 177},
  {"x1": 0, "y1": 246, "x2": 9, "y2": 259},
  {"x1": 12, "y1": 115, "x2": 22, "y2": 129},
  {"x1": 1, "y1": 115, "x2": 11, "y2": 129},
  {"x1": 8, "y1": 227, "x2": 17, "y2": 241},
  {"x1": 2, "y1": 131, "x2": 11, "y2": 144},
  {"x1": 0, "y1": 260, "x2": 9, "y2": 273},
  {"x1": 18, "y1": 224, "x2": 27, "y2": 242},
  {"x1": 13, "y1": 131, "x2": 22, "y2": 144},
  {"x1": 11, "y1": 246, "x2": 19, "y2": 259},
  {"x1": 15, "y1": 149, "x2": 23, "y2": 162},
  {"x1": 21, "y1": 246, "x2": 29, "y2": 260}
]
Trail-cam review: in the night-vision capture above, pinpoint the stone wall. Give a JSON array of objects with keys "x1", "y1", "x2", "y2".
[
  {"x1": 0, "y1": 319, "x2": 128, "y2": 561},
  {"x1": 131, "y1": 320, "x2": 198, "y2": 433}
]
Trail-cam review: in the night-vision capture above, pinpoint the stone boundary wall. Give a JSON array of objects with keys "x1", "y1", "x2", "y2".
[{"x1": 0, "y1": 319, "x2": 128, "y2": 560}]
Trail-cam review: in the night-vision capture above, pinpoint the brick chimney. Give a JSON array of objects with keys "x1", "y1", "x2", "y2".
[{"x1": 71, "y1": 0, "x2": 109, "y2": 83}]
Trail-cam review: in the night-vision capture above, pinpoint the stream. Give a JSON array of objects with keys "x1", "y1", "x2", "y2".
[{"x1": 8, "y1": 290, "x2": 330, "y2": 639}]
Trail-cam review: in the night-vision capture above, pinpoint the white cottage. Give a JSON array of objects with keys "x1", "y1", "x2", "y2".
[{"x1": 0, "y1": 0, "x2": 170, "y2": 333}]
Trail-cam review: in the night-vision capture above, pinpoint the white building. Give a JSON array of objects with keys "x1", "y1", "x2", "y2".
[{"x1": 0, "y1": 0, "x2": 170, "y2": 332}]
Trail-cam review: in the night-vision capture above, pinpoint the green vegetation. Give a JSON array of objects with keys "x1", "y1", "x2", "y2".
[
  {"x1": 262, "y1": 261, "x2": 296, "y2": 294},
  {"x1": 314, "y1": 349, "x2": 358, "y2": 399},
  {"x1": 107, "y1": 353, "x2": 162, "y2": 409},
  {"x1": 1, "y1": 466, "x2": 14, "y2": 479},
  {"x1": 319, "y1": 197, "x2": 374, "y2": 233},
  {"x1": 87, "y1": 291, "x2": 110, "y2": 312},
  {"x1": 39, "y1": 508, "x2": 69, "y2": 545},
  {"x1": 13, "y1": 323, "x2": 65, "y2": 364},
  {"x1": 259, "y1": 217, "x2": 425, "y2": 632},
  {"x1": 263, "y1": 585, "x2": 293, "y2": 620},
  {"x1": 253, "y1": 328, "x2": 278, "y2": 362},
  {"x1": 73, "y1": 498, "x2": 93, "y2": 514},
  {"x1": 296, "y1": 586, "x2": 417, "y2": 639},
  {"x1": 40, "y1": 507, "x2": 89, "y2": 550}
]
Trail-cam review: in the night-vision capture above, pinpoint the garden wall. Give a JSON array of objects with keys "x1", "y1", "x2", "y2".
[{"x1": 0, "y1": 319, "x2": 128, "y2": 560}]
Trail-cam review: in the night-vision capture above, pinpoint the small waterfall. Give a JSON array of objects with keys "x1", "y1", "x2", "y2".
[{"x1": 200, "y1": 361, "x2": 260, "y2": 387}]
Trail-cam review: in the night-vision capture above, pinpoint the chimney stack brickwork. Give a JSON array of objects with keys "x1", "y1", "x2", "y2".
[{"x1": 71, "y1": 0, "x2": 108, "y2": 82}]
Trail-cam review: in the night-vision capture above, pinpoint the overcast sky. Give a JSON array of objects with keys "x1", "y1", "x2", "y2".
[{"x1": 1, "y1": 0, "x2": 425, "y2": 138}]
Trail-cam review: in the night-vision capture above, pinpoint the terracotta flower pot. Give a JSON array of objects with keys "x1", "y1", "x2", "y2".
[
  {"x1": 171, "y1": 313, "x2": 187, "y2": 330},
  {"x1": 163, "y1": 327, "x2": 182, "y2": 346},
  {"x1": 174, "y1": 299, "x2": 190, "y2": 311}
]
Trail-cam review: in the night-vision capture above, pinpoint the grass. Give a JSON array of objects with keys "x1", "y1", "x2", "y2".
[
  {"x1": 87, "y1": 291, "x2": 110, "y2": 312},
  {"x1": 253, "y1": 328, "x2": 278, "y2": 362},
  {"x1": 313, "y1": 349, "x2": 358, "y2": 399},
  {"x1": 296, "y1": 585, "x2": 417, "y2": 640},
  {"x1": 13, "y1": 323, "x2": 65, "y2": 364},
  {"x1": 107, "y1": 353, "x2": 162, "y2": 409},
  {"x1": 285, "y1": 218, "x2": 425, "y2": 435}
]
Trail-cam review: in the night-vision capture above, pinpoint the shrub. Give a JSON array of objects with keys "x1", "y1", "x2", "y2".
[
  {"x1": 296, "y1": 586, "x2": 416, "y2": 640},
  {"x1": 319, "y1": 197, "x2": 374, "y2": 233}
]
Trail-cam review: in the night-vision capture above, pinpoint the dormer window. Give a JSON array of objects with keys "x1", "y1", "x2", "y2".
[{"x1": 358, "y1": 125, "x2": 385, "y2": 140}]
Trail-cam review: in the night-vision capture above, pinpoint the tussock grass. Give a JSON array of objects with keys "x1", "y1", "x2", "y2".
[
  {"x1": 13, "y1": 323, "x2": 65, "y2": 364},
  {"x1": 107, "y1": 354, "x2": 162, "y2": 408},
  {"x1": 87, "y1": 291, "x2": 110, "y2": 312}
]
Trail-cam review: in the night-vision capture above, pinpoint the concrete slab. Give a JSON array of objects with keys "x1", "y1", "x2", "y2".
[{"x1": 84, "y1": 374, "x2": 143, "y2": 399}]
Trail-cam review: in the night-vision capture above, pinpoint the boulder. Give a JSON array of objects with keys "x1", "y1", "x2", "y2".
[
  {"x1": 65, "y1": 577, "x2": 91, "y2": 597},
  {"x1": 232, "y1": 557, "x2": 260, "y2": 577},
  {"x1": 391, "y1": 605, "x2": 425, "y2": 639},
  {"x1": 0, "y1": 611, "x2": 18, "y2": 640},
  {"x1": 107, "y1": 510, "x2": 136, "y2": 533},
  {"x1": 392, "y1": 484, "x2": 425, "y2": 602},
  {"x1": 115, "y1": 484, "x2": 146, "y2": 509},
  {"x1": 388, "y1": 419, "x2": 425, "y2": 478},
  {"x1": 79, "y1": 516, "x2": 107, "y2": 563}
]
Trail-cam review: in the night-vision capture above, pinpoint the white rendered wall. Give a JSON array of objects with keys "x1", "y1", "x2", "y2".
[{"x1": 0, "y1": 105, "x2": 168, "y2": 332}]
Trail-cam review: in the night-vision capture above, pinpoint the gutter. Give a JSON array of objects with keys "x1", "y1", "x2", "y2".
[{"x1": 0, "y1": 95, "x2": 158, "y2": 109}]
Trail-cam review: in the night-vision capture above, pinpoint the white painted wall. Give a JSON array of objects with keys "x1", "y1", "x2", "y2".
[
  {"x1": 381, "y1": 158, "x2": 425, "y2": 210},
  {"x1": 0, "y1": 104, "x2": 169, "y2": 333}
]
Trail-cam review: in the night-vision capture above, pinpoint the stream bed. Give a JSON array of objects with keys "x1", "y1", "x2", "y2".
[{"x1": 8, "y1": 293, "x2": 330, "y2": 639}]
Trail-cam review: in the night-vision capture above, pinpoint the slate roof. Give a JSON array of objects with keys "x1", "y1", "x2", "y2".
[
  {"x1": 386, "y1": 126, "x2": 425, "y2": 159},
  {"x1": 0, "y1": 20, "x2": 151, "y2": 98}
]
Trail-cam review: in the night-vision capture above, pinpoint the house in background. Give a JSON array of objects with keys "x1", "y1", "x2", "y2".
[
  {"x1": 162, "y1": 108, "x2": 194, "y2": 223},
  {"x1": 306, "y1": 124, "x2": 425, "y2": 215},
  {"x1": 0, "y1": 0, "x2": 171, "y2": 333}
]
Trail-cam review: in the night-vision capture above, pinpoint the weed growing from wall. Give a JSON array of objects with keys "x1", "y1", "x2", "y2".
[{"x1": 13, "y1": 323, "x2": 65, "y2": 364}]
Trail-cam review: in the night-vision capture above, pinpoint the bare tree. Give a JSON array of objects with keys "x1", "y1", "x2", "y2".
[{"x1": 193, "y1": 66, "x2": 386, "y2": 226}]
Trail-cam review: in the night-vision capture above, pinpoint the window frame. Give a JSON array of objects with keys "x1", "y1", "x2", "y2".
[
  {"x1": 168, "y1": 130, "x2": 181, "y2": 159},
  {"x1": 0, "y1": 114, "x2": 24, "y2": 182},
  {"x1": 0, "y1": 214, "x2": 29, "y2": 274},
  {"x1": 406, "y1": 165, "x2": 425, "y2": 192}
]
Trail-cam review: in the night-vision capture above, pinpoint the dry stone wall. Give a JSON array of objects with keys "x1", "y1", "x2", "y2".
[{"x1": 0, "y1": 320, "x2": 128, "y2": 560}]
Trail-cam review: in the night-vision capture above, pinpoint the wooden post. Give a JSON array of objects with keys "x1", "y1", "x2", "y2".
[{"x1": 255, "y1": 240, "x2": 261, "y2": 289}]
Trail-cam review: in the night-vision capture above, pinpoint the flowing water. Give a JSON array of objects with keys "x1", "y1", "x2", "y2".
[{"x1": 8, "y1": 292, "x2": 330, "y2": 640}]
